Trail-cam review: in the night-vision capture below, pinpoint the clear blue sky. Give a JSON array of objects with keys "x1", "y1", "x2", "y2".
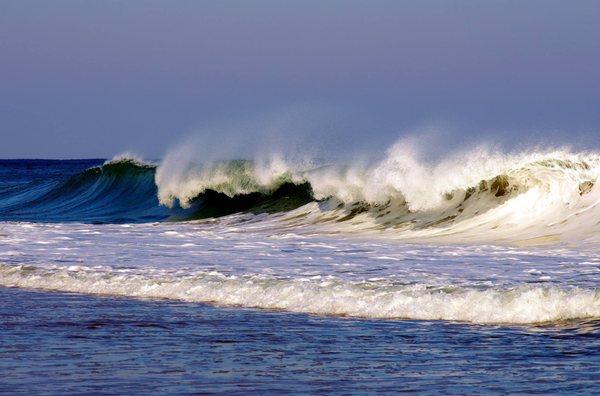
[{"x1": 1, "y1": 0, "x2": 599, "y2": 158}]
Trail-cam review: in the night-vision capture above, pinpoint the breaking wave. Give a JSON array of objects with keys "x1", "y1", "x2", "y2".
[
  {"x1": 3, "y1": 141, "x2": 600, "y2": 243},
  {"x1": 154, "y1": 141, "x2": 600, "y2": 244},
  {"x1": 1, "y1": 264, "x2": 598, "y2": 324}
]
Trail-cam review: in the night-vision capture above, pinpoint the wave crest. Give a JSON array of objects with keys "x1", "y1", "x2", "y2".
[
  {"x1": 155, "y1": 142, "x2": 599, "y2": 211},
  {"x1": 3, "y1": 142, "x2": 600, "y2": 243},
  {"x1": 151, "y1": 142, "x2": 600, "y2": 242}
]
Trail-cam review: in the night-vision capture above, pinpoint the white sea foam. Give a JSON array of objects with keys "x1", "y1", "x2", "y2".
[
  {"x1": 152, "y1": 138, "x2": 600, "y2": 243},
  {"x1": 104, "y1": 152, "x2": 156, "y2": 167},
  {"x1": 1, "y1": 264, "x2": 597, "y2": 324},
  {"x1": 156, "y1": 138, "x2": 599, "y2": 208}
]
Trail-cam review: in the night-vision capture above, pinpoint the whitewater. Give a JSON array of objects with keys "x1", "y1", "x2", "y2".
[{"x1": 1, "y1": 141, "x2": 600, "y2": 325}]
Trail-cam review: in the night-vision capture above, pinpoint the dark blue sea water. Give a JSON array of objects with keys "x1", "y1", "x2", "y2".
[
  {"x1": 0, "y1": 159, "x2": 168, "y2": 223},
  {"x1": 1, "y1": 287, "x2": 599, "y2": 394},
  {"x1": 1, "y1": 159, "x2": 599, "y2": 394}
]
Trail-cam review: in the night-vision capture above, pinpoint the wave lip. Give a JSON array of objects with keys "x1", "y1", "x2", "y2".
[{"x1": 1, "y1": 264, "x2": 598, "y2": 325}]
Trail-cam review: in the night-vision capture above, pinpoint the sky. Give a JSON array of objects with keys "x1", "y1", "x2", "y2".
[{"x1": 1, "y1": 0, "x2": 599, "y2": 159}]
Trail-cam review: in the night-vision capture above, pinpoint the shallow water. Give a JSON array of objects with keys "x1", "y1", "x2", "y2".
[
  {"x1": 1, "y1": 220, "x2": 599, "y2": 324},
  {"x1": 1, "y1": 288, "x2": 599, "y2": 394}
]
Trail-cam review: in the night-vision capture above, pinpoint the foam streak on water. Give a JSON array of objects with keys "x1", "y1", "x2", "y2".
[{"x1": 1, "y1": 220, "x2": 598, "y2": 324}]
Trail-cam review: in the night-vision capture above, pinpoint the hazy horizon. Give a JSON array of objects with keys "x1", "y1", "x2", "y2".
[{"x1": 1, "y1": 0, "x2": 599, "y2": 159}]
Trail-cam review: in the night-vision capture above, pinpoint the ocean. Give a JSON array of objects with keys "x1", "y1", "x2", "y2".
[{"x1": 0, "y1": 154, "x2": 599, "y2": 393}]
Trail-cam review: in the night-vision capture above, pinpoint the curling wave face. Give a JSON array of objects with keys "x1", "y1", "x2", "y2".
[{"x1": 0, "y1": 158, "x2": 168, "y2": 223}]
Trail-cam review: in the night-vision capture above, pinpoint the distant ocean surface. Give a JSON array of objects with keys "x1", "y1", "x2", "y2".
[{"x1": 1, "y1": 154, "x2": 599, "y2": 393}]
